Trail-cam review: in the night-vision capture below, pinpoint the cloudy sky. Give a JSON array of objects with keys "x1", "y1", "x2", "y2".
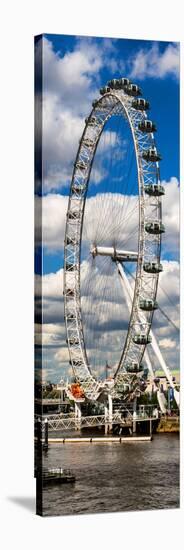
[{"x1": 35, "y1": 34, "x2": 179, "y2": 383}]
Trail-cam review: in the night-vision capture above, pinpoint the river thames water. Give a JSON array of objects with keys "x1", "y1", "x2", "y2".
[{"x1": 41, "y1": 433, "x2": 179, "y2": 516}]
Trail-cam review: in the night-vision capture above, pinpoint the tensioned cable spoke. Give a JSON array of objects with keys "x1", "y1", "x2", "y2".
[
  {"x1": 116, "y1": 147, "x2": 137, "y2": 229},
  {"x1": 98, "y1": 144, "x2": 136, "y2": 244},
  {"x1": 81, "y1": 254, "x2": 111, "y2": 372},
  {"x1": 93, "y1": 121, "x2": 120, "y2": 243},
  {"x1": 64, "y1": 86, "x2": 164, "y2": 392},
  {"x1": 94, "y1": 258, "x2": 125, "y2": 374},
  {"x1": 159, "y1": 283, "x2": 179, "y2": 310},
  {"x1": 95, "y1": 122, "x2": 121, "y2": 243},
  {"x1": 81, "y1": 110, "x2": 140, "y2": 375},
  {"x1": 124, "y1": 265, "x2": 179, "y2": 333},
  {"x1": 157, "y1": 305, "x2": 179, "y2": 332},
  {"x1": 120, "y1": 224, "x2": 139, "y2": 249},
  {"x1": 93, "y1": 114, "x2": 135, "y2": 245},
  {"x1": 92, "y1": 257, "x2": 116, "y2": 371},
  {"x1": 98, "y1": 197, "x2": 139, "y2": 247},
  {"x1": 92, "y1": 261, "x2": 113, "y2": 374}
]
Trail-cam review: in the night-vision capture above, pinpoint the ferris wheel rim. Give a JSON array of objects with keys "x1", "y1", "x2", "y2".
[{"x1": 63, "y1": 83, "x2": 163, "y2": 400}]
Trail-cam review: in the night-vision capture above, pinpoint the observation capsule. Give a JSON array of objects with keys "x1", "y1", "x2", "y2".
[
  {"x1": 126, "y1": 83, "x2": 142, "y2": 96},
  {"x1": 107, "y1": 78, "x2": 120, "y2": 89},
  {"x1": 139, "y1": 298, "x2": 158, "y2": 311},
  {"x1": 125, "y1": 362, "x2": 144, "y2": 373},
  {"x1": 133, "y1": 334, "x2": 152, "y2": 345},
  {"x1": 132, "y1": 98, "x2": 149, "y2": 110},
  {"x1": 138, "y1": 120, "x2": 157, "y2": 133},
  {"x1": 145, "y1": 221, "x2": 165, "y2": 234},
  {"x1": 144, "y1": 183, "x2": 165, "y2": 197},
  {"x1": 143, "y1": 262, "x2": 163, "y2": 274},
  {"x1": 118, "y1": 77, "x2": 130, "y2": 87},
  {"x1": 92, "y1": 99, "x2": 99, "y2": 107},
  {"x1": 100, "y1": 86, "x2": 111, "y2": 95},
  {"x1": 142, "y1": 147, "x2": 162, "y2": 162},
  {"x1": 107, "y1": 77, "x2": 131, "y2": 90}
]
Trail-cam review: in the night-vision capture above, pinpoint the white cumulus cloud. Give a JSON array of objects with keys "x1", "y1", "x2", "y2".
[
  {"x1": 129, "y1": 42, "x2": 179, "y2": 80},
  {"x1": 35, "y1": 36, "x2": 124, "y2": 193}
]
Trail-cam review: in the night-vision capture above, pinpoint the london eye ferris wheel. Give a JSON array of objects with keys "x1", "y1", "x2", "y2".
[{"x1": 63, "y1": 77, "x2": 165, "y2": 402}]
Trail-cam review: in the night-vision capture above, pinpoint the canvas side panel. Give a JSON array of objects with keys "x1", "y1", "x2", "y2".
[{"x1": 34, "y1": 34, "x2": 44, "y2": 517}]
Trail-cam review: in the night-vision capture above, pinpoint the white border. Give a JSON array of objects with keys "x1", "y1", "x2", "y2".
[{"x1": 0, "y1": 1, "x2": 183, "y2": 548}]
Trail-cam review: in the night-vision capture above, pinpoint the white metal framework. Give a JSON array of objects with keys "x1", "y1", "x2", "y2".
[
  {"x1": 64, "y1": 78, "x2": 164, "y2": 401},
  {"x1": 117, "y1": 261, "x2": 179, "y2": 407}
]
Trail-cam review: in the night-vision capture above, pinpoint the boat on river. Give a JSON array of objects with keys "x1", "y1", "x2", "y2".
[{"x1": 38, "y1": 467, "x2": 75, "y2": 485}]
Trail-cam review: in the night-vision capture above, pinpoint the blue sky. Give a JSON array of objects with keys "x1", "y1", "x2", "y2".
[
  {"x1": 40, "y1": 34, "x2": 179, "y2": 274},
  {"x1": 35, "y1": 34, "x2": 180, "y2": 382},
  {"x1": 45, "y1": 34, "x2": 179, "y2": 177}
]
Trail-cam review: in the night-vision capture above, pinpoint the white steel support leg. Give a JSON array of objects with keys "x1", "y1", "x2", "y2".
[
  {"x1": 104, "y1": 404, "x2": 108, "y2": 435},
  {"x1": 75, "y1": 402, "x2": 82, "y2": 431},
  {"x1": 149, "y1": 331, "x2": 179, "y2": 407},
  {"x1": 108, "y1": 394, "x2": 113, "y2": 433},
  {"x1": 117, "y1": 262, "x2": 154, "y2": 377},
  {"x1": 117, "y1": 262, "x2": 180, "y2": 408}
]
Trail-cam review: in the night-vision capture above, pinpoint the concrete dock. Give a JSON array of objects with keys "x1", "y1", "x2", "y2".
[{"x1": 48, "y1": 435, "x2": 152, "y2": 444}]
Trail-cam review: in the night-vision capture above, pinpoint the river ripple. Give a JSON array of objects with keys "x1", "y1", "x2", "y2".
[{"x1": 41, "y1": 433, "x2": 179, "y2": 516}]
